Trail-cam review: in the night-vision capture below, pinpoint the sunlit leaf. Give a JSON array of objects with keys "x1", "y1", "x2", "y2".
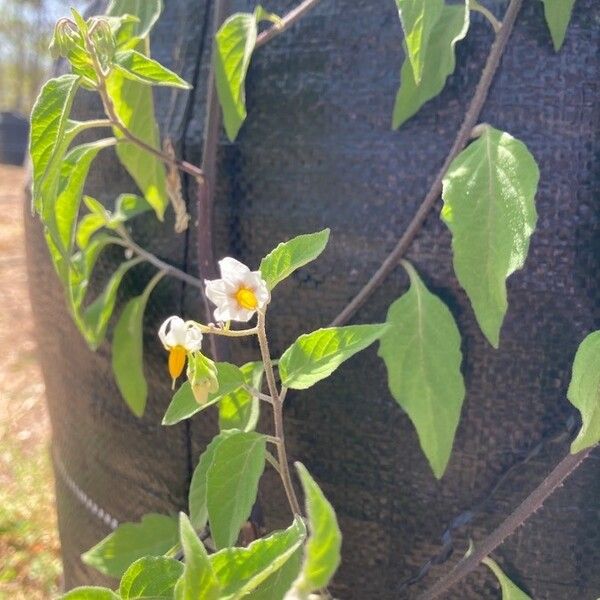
[
  {"x1": 210, "y1": 518, "x2": 306, "y2": 599},
  {"x1": 541, "y1": 0, "x2": 576, "y2": 51},
  {"x1": 378, "y1": 261, "x2": 465, "y2": 478},
  {"x1": 441, "y1": 126, "x2": 539, "y2": 347},
  {"x1": 175, "y1": 513, "x2": 221, "y2": 600},
  {"x1": 279, "y1": 324, "x2": 388, "y2": 390},
  {"x1": 259, "y1": 229, "x2": 330, "y2": 291},
  {"x1": 112, "y1": 273, "x2": 164, "y2": 417},
  {"x1": 162, "y1": 363, "x2": 245, "y2": 426},
  {"x1": 392, "y1": 3, "x2": 469, "y2": 129},
  {"x1": 483, "y1": 557, "x2": 532, "y2": 599},
  {"x1": 61, "y1": 588, "x2": 119, "y2": 599},
  {"x1": 218, "y1": 361, "x2": 263, "y2": 432},
  {"x1": 113, "y1": 50, "x2": 192, "y2": 89},
  {"x1": 568, "y1": 330, "x2": 600, "y2": 453},
  {"x1": 206, "y1": 431, "x2": 266, "y2": 549},
  {"x1": 285, "y1": 463, "x2": 341, "y2": 598},
  {"x1": 82, "y1": 513, "x2": 179, "y2": 578},
  {"x1": 119, "y1": 556, "x2": 184, "y2": 599},
  {"x1": 107, "y1": 0, "x2": 162, "y2": 41}
]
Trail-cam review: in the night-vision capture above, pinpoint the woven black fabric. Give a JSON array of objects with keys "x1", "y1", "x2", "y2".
[{"x1": 24, "y1": 1, "x2": 599, "y2": 598}]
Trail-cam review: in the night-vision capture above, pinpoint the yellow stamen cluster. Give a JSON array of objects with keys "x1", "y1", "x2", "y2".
[{"x1": 234, "y1": 287, "x2": 258, "y2": 311}]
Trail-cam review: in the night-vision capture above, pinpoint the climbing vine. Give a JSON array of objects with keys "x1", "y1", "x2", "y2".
[{"x1": 27, "y1": 0, "x2": 597, "y2": 598}]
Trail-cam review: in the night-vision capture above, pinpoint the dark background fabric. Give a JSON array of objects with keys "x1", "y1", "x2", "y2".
[{"x1": 24, "y1": 0, "x2": 599, "y2": 598}]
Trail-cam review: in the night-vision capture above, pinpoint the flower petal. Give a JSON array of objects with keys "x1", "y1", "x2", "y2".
[
  {"x1": 159, "y1": 316, "x2": 185, "y2": 349},
  {"x1": 219, "y1": 257, "x2": 251, "y2": 282}
]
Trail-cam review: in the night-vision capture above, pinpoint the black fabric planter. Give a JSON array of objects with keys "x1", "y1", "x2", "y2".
[
  {"x1": 24, "y1": 1, "x2": 599, "y2": 598},
  {"x1": 0, "y1": 112, "x2": 29, "y2": 165}
]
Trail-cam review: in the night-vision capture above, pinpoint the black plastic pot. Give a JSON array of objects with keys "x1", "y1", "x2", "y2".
[
  {"x1": 24, "y1": 1, "x2": 599, "y2": 598},
  {"x1": 0, "y1": 112, "x2": 29, "y2": 165}
]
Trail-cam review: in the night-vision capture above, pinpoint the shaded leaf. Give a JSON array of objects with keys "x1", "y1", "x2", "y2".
[
  {"x1": 441, "y1": 126, "x2": 539, "y2": 347},
  {"x1": 119, "y1": 556, "x2": 184, "y2": 599},
  {"x1": 249, "y1": 548, "x2": 302, "y2": 600},
  {"x1": 162, "y1": 363, "x2": 245, "y2": 426},
  {"x1": 483, "y1": 557, "x2": 532, "y2": 599},
  {"x1": 82, "y1": 514, "x2": 179, "y2": 578},
  {"x1": 114, "y1": 50, "x2": 192, "y2": 89},
  {"x1": 218, "y1": 361, "x2": 263, "y2": 432},
  {"x1": 285, "y1": 463, "x2": 341, "y2": 598},
  {"x1": 175, "y1": 513, "x2": 221, "y2": 600},
  {"x1": 395, "y1": 0, "x2": 445, "y2": 85},
  {"x1": 112, "y1": 272, "x2": 164, "y2": 417},
  {"x1": 206, "y1": 431, "x2": 266, "y2": 549},
  {"x1": 568, "y1": 330, "x2": 600, "y2": 453},
  {"x1": 541, "y1": 0, "x2": 576, "y2": 51},
  {"x1": 259, "y1": 229, "x2": 330, "y2": 291},
  {"x1": 279, "y1": 324, "x2": 388, "y2": 390},
  {"x1": 392, "y1": 3, "x2": 469, "y2": 129},
  {"x1": 378, "y1": 261, "x2": 465, "y2": 478},
  {"x1": 210, "y1": 518, "x2": 306, "y2": 599}
]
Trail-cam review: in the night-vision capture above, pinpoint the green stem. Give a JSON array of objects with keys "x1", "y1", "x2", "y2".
[
  {"x1": 469, "y1": 0, "x2": 501, "y2": 32},
  {"x1": 257, "y1": 311, "x2": 302, "y2": 516}
]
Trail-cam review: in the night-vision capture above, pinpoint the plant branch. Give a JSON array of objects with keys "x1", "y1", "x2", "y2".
[
  {"x1": 256, "y1": 0, "x2": 321, "y2": 48},
  {"x1": 114, "y1": 229, "x2": 206, "y2": 290},
  {"x1": 331, "y1": 0, "x2": 524, "y2": 327},
  {"x1": 469, "y1": 0, "x2": 502, "y2": 33},
  {"x1": 244, "y1": 384, "x2": 274, "y2": 404},
  {"x1": 257, "y1": 311, "x2": 302, "y2": 516},
  {"x1": 194, "y1": 323, "x2": 258, "y2": 338},
  {"x1": 418, "y1": 446, "x2": 593, "y2": 600}
]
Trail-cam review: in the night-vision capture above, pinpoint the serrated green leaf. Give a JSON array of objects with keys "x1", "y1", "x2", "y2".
[
  {"x1": 218, "y1": 361, "x2": 263, "y2": 432},
  {"x1": 29, "y1": 74, "x2": 80, "y2": 210},
  {"x1": 82, "y1": 513, "x2": 179, "y2": 578},
  {"x1": 206, "y1": 431, "x2": 266, "y2": 549},
  {"x1": 395, "y1": 0, "x2": 445, "y2": 85},
  {"x1": 279, "y1": 324, "x2": 388, "y2": 390},
  {"x1": 77, "y1": 213, "x2": 110, "y2": 249},
  {"x1": 112, "y1": 273, "x2": 163, "y2": 417},
  {"x1": 210, "y1": 518, "x2": 306, "y2": 600},
  {"x1": 61, "y1": 588, "x2": 119, "y2": 600},
  {"x1": 105, "y1": 0, "x2": 167, "y2": 219},
  {"x1": 113, "y1": 50, "x2": 192, "y2": 89},
  {"x1": 189, "y1": 430, "x2": 238, "y2": 531},
  {"x1": 286, "y1": 463, "x2": 341, "y2": 598},
  {"x1": 392, "y1": 2, "x2": 469, "y2": 129},
  {"x1": 541, "y1": 0, "x2": 576, "y2": 51},
  {"x1": 77, "y1": 256, "x2": 143, "y2": 350},
  {"x1": 483, "y1": 557, "x2": 532, "y2": 599},
  {"x1": 378, "y1": 261, "x2": 465, "y2": 478},
  {"x1": 214, "y1": 6, "x2": 277, "y2": 142},
  {"x1": 259, "y1": 229, "x2": 330, "y2": 291},
  {"x1": 119, "y1": 556, "x2": 184, "y2": 599},
  {"x1": 175, "y1": 513, "x2": 221, "y2": 600},
  {"x1": 162, "y1": 363, "x2": 245, "y2": 426},
  {"x1": 568, "y1": 330, "x2": 600, "y2": 453},
  {"x1": 441, "y1": 126, "x2": 539, "y2": 347}
]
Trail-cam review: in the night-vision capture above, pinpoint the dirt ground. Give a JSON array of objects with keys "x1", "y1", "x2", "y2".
[{"x1": 0, "y1": 164, "x2": 61, "y2": 599}]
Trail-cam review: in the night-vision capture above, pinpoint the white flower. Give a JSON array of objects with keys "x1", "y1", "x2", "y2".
[
  {"x1": 204, "y1": 257, "x2": 270, "y2": 323},
  {"x1": 158, "y1": 316, "x2": 203, "y2": 384}
]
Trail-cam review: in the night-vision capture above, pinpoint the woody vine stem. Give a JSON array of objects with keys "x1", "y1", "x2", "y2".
[{"x1": 75, "y1": 0, "x2": 588, "y2": 593}]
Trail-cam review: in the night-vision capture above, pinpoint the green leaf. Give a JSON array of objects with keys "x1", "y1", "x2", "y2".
[
  {"x1": 206, "y1": 431, "x2": 266, "y2": 549},
  {"x1": 259, "y1": 229, "x2": 330, "y2": 291},
  {"x1": 82, "y1": 513, "x2": 179, "y2": 578},
  {"x1": 279, "y1": 324, "x2": 389, "y2": 390},
  {"x1": 392, "y1": 2, "x2": 469, "y2": 129},
  {"x1": 29, "y1": 74, "x2": 80, "y2": 211},
  {"x1": 189, "y1": 430, "x2": 237, "y2": 531},
  {"x1": 113, "y1": 50, "x2": 192, "y2": 89},
  {"x1": 483, "y1": 557, "x2": 532, "y2": 599},
  {"x1": 77, "y1": 256, "x2": 143, "y2": 350},
  {"x1": 61, "y1": 588, "x2": 120, "y2": 600},
  {"x1": 218, "y1": 361, "x2": 263, "y2": 432},
  {"x1": 175, "y1": 513, "x2": 221, "y2": 600},
  {"x1": 378, "y1": 261, "x2": 465, "y2": 479},
  {"x1": 541, "y1": 0, "x2": 576, "y2": 51},
  {"x1": 105, "y1": 1, "x2": 168, "y2": 219},
  {"x1": 214, "y1": 6, "x2": 277, "y2": 141},
  {"x1": 441, "y1": 126, "x2": 540, "y2": 347},
  {"x1": 286, "y1": 463, "x2": 341, "y2": 597},
  {"x1": 210, "y1": 518, "x2": 306, "y2": 599},
  {"x1": 112, "y1": 273, "x2": 164, "y2": 417},
  {"x1": 568, "y1": 330, "x2": 600, "y2": 453},
  {"x1": 119, "y1": 556, "x2": 184, "y2": 599},
  {"x1": 395, "y1": 0, "x2": 445, "y2": 85},
  {"x1": 249, "y1": 548, "x2": 302, "y2": 600},
  {"x1": 162, "y1": 363, "x2": 245, "y2": 426}
]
